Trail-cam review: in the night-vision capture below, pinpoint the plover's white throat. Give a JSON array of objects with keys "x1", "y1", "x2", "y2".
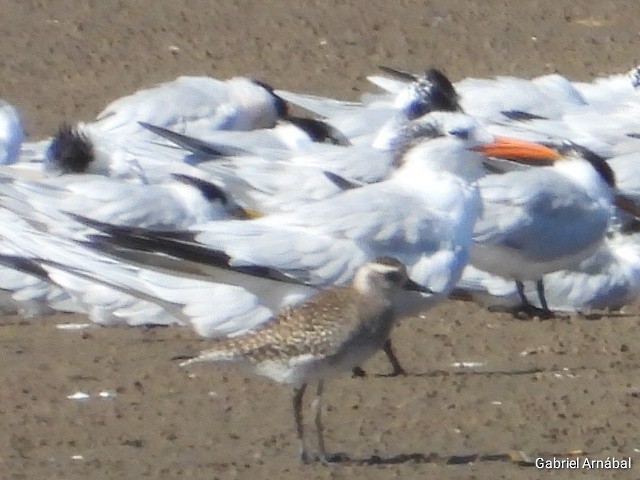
[{"x1": 180, "y1": 257, "x2": 429, "y2": 463}]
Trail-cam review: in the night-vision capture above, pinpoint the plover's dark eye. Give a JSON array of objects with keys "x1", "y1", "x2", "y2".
[{"x1": 383, "y1": 270, "x2": 403, "y2": 284}]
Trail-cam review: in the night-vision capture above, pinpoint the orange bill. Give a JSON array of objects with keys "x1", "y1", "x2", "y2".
[{"x1": 473, "y1": 136, "x2": 561, "y2": 164}]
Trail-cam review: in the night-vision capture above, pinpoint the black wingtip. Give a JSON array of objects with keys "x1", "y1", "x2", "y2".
[
  {"x1": 67, "y1": 212, "x2": 138, "y2": 237},
  {"x1": 0, "y1": 255, "x2": 50, "y2": 281},
  {"x1": 619, "y1": 218, "x2": 640, "y2": 234},
  {"x1": 171, "y1": 174, "x2": 229, "y2": 204},
  {"x1": 500, "y1": 110, "x2": 547, "y2": 121},
  {"x1": 323, "y1": 171, "x2": 361, "y2": 190},
  {"x1": 286, "y1": 116, "x2": 351, "y2": 146},
  {"x1": 139, "y1": 121, "x2": 249, "y2": 157}
]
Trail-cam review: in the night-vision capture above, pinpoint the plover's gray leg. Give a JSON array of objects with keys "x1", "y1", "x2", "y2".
[
  {"x1": 293, "y1": 384, "x2": 310, "y2": 462},
  {"x1": 352, "y1": 339, "x2": 406, "y2": 377},
  {"x1": 382, "y1": 339, "x2": 406, "y2": 376},
  {"x1": 312, "y1": 380, "x2": 327, "y2": 461}
]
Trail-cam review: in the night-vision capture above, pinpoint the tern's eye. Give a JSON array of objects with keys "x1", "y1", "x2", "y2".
[{"x1": 448, "y1": 128, "x2": 469, "y2": 140}]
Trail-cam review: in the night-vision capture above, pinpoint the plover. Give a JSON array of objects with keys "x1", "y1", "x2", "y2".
[{"x1": 179, "y1": 257, "x2": 429, "y2": 463}]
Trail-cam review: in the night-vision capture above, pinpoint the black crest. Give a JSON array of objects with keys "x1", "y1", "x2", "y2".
[
  {"x1": 46, "y1": 124, "x2": 95, "y2": 174},
  {"x1": 423, "y1": 68, "x2": 460, "y2": 113},
  {"x1": 250, "y1": 78, "x2": 289, "y2": 118},
  {"x1": 558, "y1": 143, "x2": 615, "y2": 188}
]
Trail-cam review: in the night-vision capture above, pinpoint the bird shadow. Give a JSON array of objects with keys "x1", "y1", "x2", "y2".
[
  {"x1": 578, "y1": 311, "x2": 636, "y2": 320},
  {"x1": 487, "y1": 305, "x2": 637, "y2": 322},
  {"x1": 371, "y1": 367, "x2": 545, "y2": 378},
  {"x1": 319, "y1": 451, "x2": 536, "y2": 466}
]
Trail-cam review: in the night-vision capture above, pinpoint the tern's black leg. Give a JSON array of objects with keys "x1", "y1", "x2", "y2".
[
  {"x1": 535, "y1": 279, "x2": 550, "y2": 313},
  {"x1": 514, "y1": 280, "x2": 554, "y2": 318},
  {"x1": 516, "y1": 280, "x2": 531, "y2": 307}
]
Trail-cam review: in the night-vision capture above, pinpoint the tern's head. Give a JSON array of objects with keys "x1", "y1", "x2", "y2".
[
  {"x1": 393, "y1": 111, "x2": 566, "y2": 183},
  {"x1": 477, "y1": 140, "x2": 616, "y2": 188},
  {"x1": 353, "y1": 257, "x2": 430, "y2": 295},
  {"x1": 387, "y1": 67, "x2": 461, "y2": 120},
  {"x1": 170, "y1": 173, "x2": 259, "y2": 219},
  {"x1": 45, "y1": 124, "x2": 95, "y2": 176},
  {"x1": 392, "y1": 112, "x2": 490, "y2": 179},
  {"x1": 556, "y1": 143, "x2": 616, "y2": 188},
  {"x1": 628, "y1": 65, "x2": 640, "y2": 89},
  {"x1": 373, "y1": 69, "x2": 461, "y2": 151},
  {"x1": 249, "y1": 78, "x2": 289, "y2": 119}
]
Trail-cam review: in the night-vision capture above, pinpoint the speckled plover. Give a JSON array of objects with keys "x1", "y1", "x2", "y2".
[{"x1": 179, "y1": 257, "x2": 429, "y2": 463}]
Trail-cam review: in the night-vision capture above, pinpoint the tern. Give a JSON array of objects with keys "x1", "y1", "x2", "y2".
[
  {"x1": 63, "y1": 116, "x2": 558, "y2": 374},
  {"x1": 470, "y1": 143, "x2": 639, "y2": 314},
  {"x1": 456, "y1": 222, "x2": 640, "y2": 312}
]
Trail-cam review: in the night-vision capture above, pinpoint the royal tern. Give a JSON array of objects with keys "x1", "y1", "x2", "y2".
[
  {"x1": 470, "y1": 143, "x2": 638, "y2": 314},
  {"x1": 0, "y1": 156, "x2": 264, "y2": 324},
  {"x1": 456, "y1": 228, "x2": 640, "y2": 313},
  {"x1": 0, "y1": 170, "x2": 249, "y2": 238},
  {"x1": 0, "y1": 202, "x2": 323, "y2": 333},
  {"x1": 91, "y1": 75, "x2": 288, "y2": 138},
  {"x1": 17, "y1": 75, "x2": 293, "y2": 178},
  {"x1": 0, "y1": 146, "x2": 254, "y2": 321},
  {"x1": 276, "y1": 67, "x2": 460, "y2": 145},
  {"x1": 139, "y1": 102, "x2": 478, "y2": 216},
  {"x1": 369, "y1": 64, "x2": 640, "y2": 118},
  {"x1": 366, "y1": 65, "x2": 640, "y2": 160},
  {"x1": 66, "y1": 117, "x2": 557, "y2": 373}
]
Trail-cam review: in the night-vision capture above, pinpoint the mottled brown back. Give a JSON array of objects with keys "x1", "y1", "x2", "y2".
[{"x1": 209, "y1": 284, "x2": 391, "y2": 362}]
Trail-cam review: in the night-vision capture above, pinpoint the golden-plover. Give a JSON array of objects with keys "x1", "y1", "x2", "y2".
[{"x1": 180, "y1": 257, "x2": 429, "y2": 463}]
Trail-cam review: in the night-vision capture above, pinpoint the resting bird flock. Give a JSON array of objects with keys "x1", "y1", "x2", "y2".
[
  {"x1": 0, "y1": 66, "x2": 639, "y2": 362},
  {"x1": 0, "y1": 65, "x2": 640, "y2": 461}
]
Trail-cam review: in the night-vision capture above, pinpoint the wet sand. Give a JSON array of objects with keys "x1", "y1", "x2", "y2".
[{"x1": 1, "y1": 1, "x2": 640, "y2": 478}]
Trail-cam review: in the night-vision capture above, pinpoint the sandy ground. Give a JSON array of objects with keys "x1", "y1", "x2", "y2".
[{"x1": 1, "y1": 0, "x2": 640, "y2": 478}]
